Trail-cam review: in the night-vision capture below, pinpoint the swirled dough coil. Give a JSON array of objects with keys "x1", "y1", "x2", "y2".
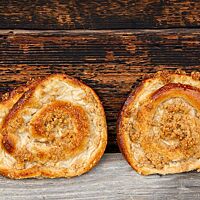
[
  {"x1": 117, "y1": 70, "x2": 200, "y2": 175},
  {"x1": 0, "y1": 74, "x2": 107, "y2": 179}
]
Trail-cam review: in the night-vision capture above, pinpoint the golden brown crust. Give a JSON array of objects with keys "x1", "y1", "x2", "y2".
[
  {"x1": 117, "y1": 83, "x2": 144, "y2": 174},
  {"x1": 0, "y1": 85, "x2": 31, "y2": 131},
  {"x1": 117, "y1": 70, "x2": 200, "y2": 175},
  {"x1": 0, "y1": 74, "x2": 107, "y2": 179}
]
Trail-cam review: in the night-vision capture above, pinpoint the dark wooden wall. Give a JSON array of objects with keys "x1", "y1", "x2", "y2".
[
  {"x1": 1, "y1": 0, "x2": 200, "y2": 29},
  {"x1": 0, "y1": 1, "x2": 200, "y2": 152}
]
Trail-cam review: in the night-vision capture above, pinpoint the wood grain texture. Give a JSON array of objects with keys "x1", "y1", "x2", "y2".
[
  {"x1": 0, "y1": 153, "x2": 200, "y2": 199},
  {"x1": 0, "y1": 0, "x2": 200, "y2": 29},
  {"x1": 0, "y1": 29, "x2": 200, "y2": 152}
]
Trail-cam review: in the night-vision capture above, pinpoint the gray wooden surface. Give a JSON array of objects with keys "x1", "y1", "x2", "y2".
[{"x1": 0, "y1": 154, "x2": 200, "y2": 200}]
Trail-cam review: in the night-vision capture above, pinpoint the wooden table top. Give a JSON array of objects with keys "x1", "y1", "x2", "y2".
[
  {"x1": 1, "y1": 153, "x2": 200, "y2": 200},
  {"x1": 0, "y1": 1, "x2": 200, "y2": 198}
]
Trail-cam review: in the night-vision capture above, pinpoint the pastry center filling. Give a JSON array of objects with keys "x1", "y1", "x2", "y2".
[
  {"x1": 133, "y1": 98, "x2": 200, "y2": 170},
  {"x1": 155, "y1": 98, "x2": 200, "y2": 147},
  {"x1": 30, "y1": 104, "x2": 77, "y2": 140}
]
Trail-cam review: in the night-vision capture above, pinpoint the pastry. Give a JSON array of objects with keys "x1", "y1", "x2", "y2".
[
  {"x1": 117, "y1": 70, "x2": 200, "y2": 175},
  {"x1": 0, "y1": 74, "x2": 107, "y2": 179},
  {"x1": 0, "y1": 85, "x2": 29, "y2": 129},
  {"x1": 0, "y1": 77, "x2": 40, "y2": 129}
]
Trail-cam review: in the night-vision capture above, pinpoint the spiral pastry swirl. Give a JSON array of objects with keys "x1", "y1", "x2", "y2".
[
  {"x1": 0, "y1": 74, "x2": 107, "y2": 179},
  {"x1": 117, "y1": 71, "x2": 200, "y2": 175}
]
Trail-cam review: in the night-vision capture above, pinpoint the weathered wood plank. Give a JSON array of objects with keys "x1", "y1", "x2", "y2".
[
  {"x1": 0, "y1": 153, "x2": 200, "y2": 199},
  {"x1": 0, "y1": 29, "x2": 200, "y2": 152},
  {"x1": 0, "y1": 1, "x2": 200, "y2": 29}
]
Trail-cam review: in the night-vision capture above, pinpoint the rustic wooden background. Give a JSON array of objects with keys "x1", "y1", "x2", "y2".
[
  {"x1": 0, "y1": 1, "x2": 200, "y2": 199},
  {"x1": 0, "y1": 0, "x2": 200, "y2": 153}
]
